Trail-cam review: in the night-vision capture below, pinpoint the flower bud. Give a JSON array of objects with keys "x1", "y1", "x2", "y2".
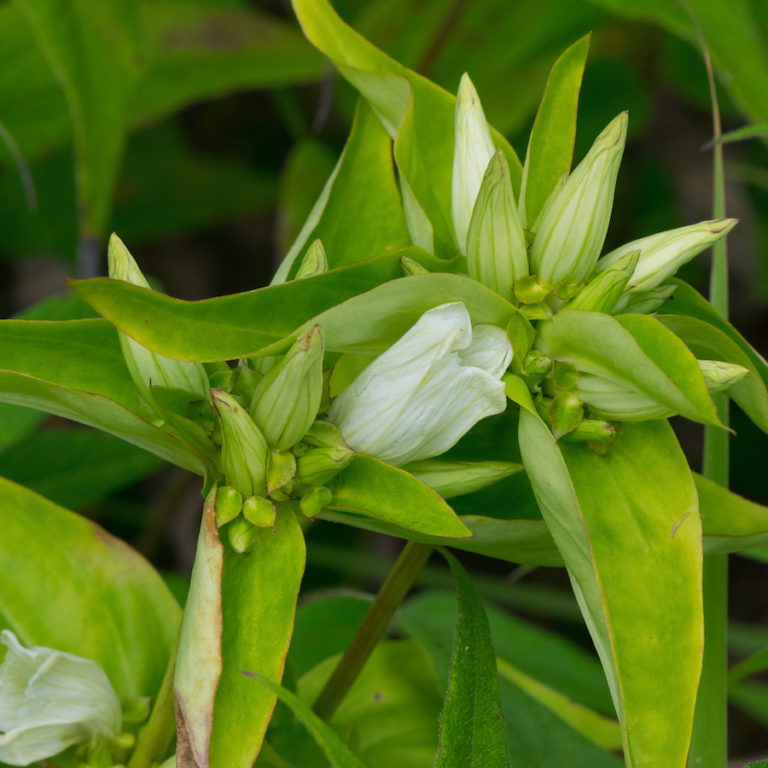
[
  {"x1": 212, "y1": 390, "x2": 268, "y2": 497},
  {"x1": 522, "y1": 349, "x2": 552, "y2": 388},
  {"x1": 513, "y1": 274, "x2": 552, "y2": 305},
  {"x1": 575, "y1": 374, "x2": 673, "y2": 421},
  {"x1": 243, "y1": 495, "x2": 277, "y2": 529},
  {"x1": 329, "y1": 303, "x2": 511, "y2": 466},
  {"x1": 466, "y1": 150, "x2": 528, "y2": 299},
  {"x1": 566, "y1": 251, "x2": 639, "y2": 313},
  {"x1": 599, "y1": 219, "x2": 738, "y2": 294},
  {"x1": 108, "y1": 235, "x2": 210, "y2": 406},
  {"x1": 0, "y1": 631, "x2": 121, "y2": 766},
  {"x1": 227, "y1": 516, "x2": 259, "y2": 554},
  {"x1": 401, "y1": 256, "x2": 430, "y2": 276},
  {"x1": 452, "y1": 74, "x2": 496, "y2": 253},
  {"x1": 698, "y1": 360, "x2": 749, "y2": 392},
  {"x1": 295, "y1": 238, "x2": 328, "y2": 280},
  {"x1": 215, "y1": 485, "x2": 243, "y2": 528},
  {"x1": 616, "y1": 285, "x2": 676, "y2": 315},
  {"x1": 529, "y1": 112, "x2": 627, "y2": 285},
  {"x1": 266, "y1": 450, "x2": 296, "y2": 495},
  {"x1": 404, "y1": 459, "x2": 522, "y2": 499},
  {"x1": 250, "y1": 325, "x2": 324, "y2": 451},
  {"x1": 294, "y1": 421, "x2": 353, "y2": 487},
  {"x1": 548, "y1": 391, "x2": 584, "y2": 439}
]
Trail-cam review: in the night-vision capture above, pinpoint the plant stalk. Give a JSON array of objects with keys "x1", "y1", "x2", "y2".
[
  {"x1": 126, "y1": 641, "x2": 178, "y2": 768},
  {"x1": 312, "y1": 540, "x2": 433, "y2": 721},
  {"x1": 689, "y1": 38, "x2": 729, "y2": 768}
]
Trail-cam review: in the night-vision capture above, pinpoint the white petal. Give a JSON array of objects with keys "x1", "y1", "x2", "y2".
[
  {"x1": 458, "y1": 324, "x2": 512, "y2": 378},
  {"x1": 0, "y1": 722, "x2": 86, "y2": 766},
  {"x1": 0, "y1": 632, "x2": 39, "y2": 730}
]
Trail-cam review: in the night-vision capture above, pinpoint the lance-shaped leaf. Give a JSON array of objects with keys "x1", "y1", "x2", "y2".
[
  {"x1": 537, "y1": 309, "x2": 720, "y2": 426},
  {"x1": 0, "y1": 477, "x2": 180, "y2": 701},
  {"x1": 0, "y1": 319, "x2": 205, "y2": 472},
  {"x1": 508, "y1": 375, "x2": 703, "y2": 768},
  {"x1": 329, "y1": 455, "x2": 471, "y2": 539},
  {"x1": 519, "y1": 34, "x2": 590, "y2": 228},
  {"x1": 73, "y1": 267, "x2": 516, "y2": 361},
  {"x1": 434, "y1": 552, "x2": 510, "y2": 768},
  {"x1": 176, "y1": 493, "x2": 306, "y2": 768},
  {"x1": 291, "y1": 0, "x2": 521, "y2": 258}
]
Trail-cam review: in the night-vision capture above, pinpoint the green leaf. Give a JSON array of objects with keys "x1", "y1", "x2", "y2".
[
  {"x1": 0, "y1": 428, "x2": 162, "y2": 509},
  {"x1": 243, "y1": 674, "x2": 366, "y2": 768},
  {"x1": 176, "y1": 495, "x2": 306, "y2": 768},
  {"x1": 538, "y1": 309, "x2": 720, "y2": 426},
  {"x1": 15, "y1": 0, "x2": 143, "y2": 236},
  {"x1": 210, "y1": 506, "x2": 305, "y2": 768},
  {"x1": 329, "y1": 455, "x2": 471, "y2": 539},
  {"x1": 295, "y1": 640, "x2": 444, "y2": 768},
  {"x1": 291, "y1": 0, "x2": 522, "y2": 258},
  {"x1": 0, "y1": 476, "x2": 180, "y2": 699},
  {"x1": 696, "y1": 473, "x2": 768, "y2": 554},
  {"x1": 73, "y1": 266, "x2": 515, "y2": 360},
  {"x1": 520, "y1": 34, "x2": 590, "y2": 227},
  {"x1": 434, "y1": 552, "x2": 510, "y2": 768},
  {"x1": 512, "y1": 377, "x2": 703, "y2": 768},
  {"x1": 657, "y1": 313, "x2": 768, "y2": 434},
  {"x1": 275, "y1": 99, "x2": 411, "y2": 280},
  {"x1": 703, "y1": 121, "x2": 768, "y2": 147}
]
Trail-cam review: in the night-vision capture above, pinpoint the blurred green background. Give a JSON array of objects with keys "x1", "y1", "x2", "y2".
[{"x1": 1, "y1": 1, "x2": 767, "y2": 761}]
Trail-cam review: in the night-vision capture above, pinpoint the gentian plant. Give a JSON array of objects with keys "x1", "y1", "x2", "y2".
[{"x1": 1, "y1": 2, "x2": 767, "y2": 767}]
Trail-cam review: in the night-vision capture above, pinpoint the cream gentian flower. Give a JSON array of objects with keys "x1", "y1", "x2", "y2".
[
  {"x1": 0, "y1": 631, "x2": 121, "y2": 766},
  {"x1": 328, "y1": 302, "x2": 512, "y2": 466}
]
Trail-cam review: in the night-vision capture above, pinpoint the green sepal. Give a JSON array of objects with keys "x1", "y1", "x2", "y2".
[
  {"x1": 514, "y1": 274, "x2": 552, "y2": 304},
  {"x1": 243, "y1": 496, "x2": 277, "y2": 529},
  {"x1": 216, "y1": 486, "x2": 243, "y2": 528},
  {"x1": 267, "y1": 450, "x2": 297, "y2": 495},
  {"x1": 227, "y1": 516, "x2": 259, "y2": 554},
  {"x1": 548, "y1": 391, "x2": 584, "y2": 439}
]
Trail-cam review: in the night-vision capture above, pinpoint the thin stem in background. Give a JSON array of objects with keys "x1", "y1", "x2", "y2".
[
  {"x1": 312, "y1": 540, "x2": 433, "y2": 722},
  {"x1": 689, "y1": 38, "x2": 729, "y2": 768}
]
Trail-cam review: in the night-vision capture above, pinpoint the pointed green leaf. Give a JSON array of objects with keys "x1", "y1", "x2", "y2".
[
  {"x1": 0, "y1": 477, "x2": 180, "y2": 700},
  {"x1": 329, "y1": 455, "x2": 471, "y2": 538},
  {"x1": 243, "y1": 674, "x2": 366, "y2": 768},
  {"x1": 434, "y1": 552, "x2": 510, "y2": 768},
  {"x1": 538, "y1": 309, "x2": 720, "y2": 426},
  {"x1": 520, "y1": 34, "x2": 590, "y2": 227}
]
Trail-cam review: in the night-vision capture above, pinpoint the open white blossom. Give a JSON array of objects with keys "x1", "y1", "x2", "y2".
[
  {"x1": 329, "y1": 302, "x2": 512, "y2": 466},
  {"x1": 0, "y1": 631, "x2": 121, "y2": 766}
]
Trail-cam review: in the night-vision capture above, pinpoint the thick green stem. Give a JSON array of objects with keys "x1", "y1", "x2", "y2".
[
  {"x1": 126, "y1": 642, "x2": 177, "y2": 768},
  {"x1": 689, "y1": 39, "x2": 729, "y2": 768},
  {"x1": 312, "y1": 540, "x2": 433, "y2": 721}
]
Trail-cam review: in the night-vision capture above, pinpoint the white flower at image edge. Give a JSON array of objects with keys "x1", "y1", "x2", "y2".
[
  {"x1": 0, "y1": 630, "x2": 121, "y2": 766},
  {"x1": 329, "y1": 302, "x2": 512, "y2": 466}
]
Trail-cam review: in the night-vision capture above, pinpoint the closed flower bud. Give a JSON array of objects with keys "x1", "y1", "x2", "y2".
[
  {"x1": 108, "y1": 235, "x2": 210, "y2": 406},
  {"x1": 0, "y1": 631, "x2": 121, "y2": 766},
  {"x1": 452, "y1": 73, "x2": 496, "y2": 253},
  {"x1": 616, "y1": 284, "x2": 677, "y2": 315},
  {"x1": 227, "y1": 516, "x2": 259, "y2": 554},
  {"x1": 215, "y1": 485, "x2": 243, "y2": 528},
  {"x1": 266, "y1": 450, "x2": 297, "y2": 495},
  {"x1": 466, "y1": 150, "x2": 528, "y2": 299},
  {"x1": 404, "y1": 459, "x2": 522, "y2": 499},
  {"x1": 566, "y1": 251, "x2": 639, "y2": 313},
  {"x1": 243, "y1": 495, "x2": 277, "y2": 529},
  {"x1": 329, "y1": 302, "x2": 511, "y2": 467},
  {"x1": 295, "y1": 239, "x2": 328, "y2": 280},
  {"x1": 529, "y1": 112, "x2": 627, "y2": 285},
  {"x1": 295, "y1": 421, "x2": 354, "y2": 487},
  {"x1": 548, "y1": 391, "x2": 584, "y2": 439},
  {"x1": 401, "y1": 256, "x2": 430, "y2": 276},
  {"x1": 599, "y1": 219, "x2": 738, "y2": 294},
  {"x1": 698, "y1": 360, "x2": 749, "y2": 392},
  {"x1": 212, "y1": 390, "x2": 268, "y2": 498},
  {"x1": 250, "y1": 325, "x2": 324, "y2": 451}
]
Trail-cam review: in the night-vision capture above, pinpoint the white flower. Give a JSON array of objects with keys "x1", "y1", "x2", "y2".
[
  {"x1": 329, "y1": 302, "x2": 512, "y2": 466},
  {"x1": 0, "y1": 631, "x2": 121, "y2": 766}
]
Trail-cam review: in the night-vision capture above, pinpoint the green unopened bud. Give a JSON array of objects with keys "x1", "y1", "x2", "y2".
[
  {"x1": 404, "y1": 459, "x2": 522, "y2": 499},
  {"x1": 250, "y1": 325, "x2": 324, "y2": 450},
  {"x1": 295, "y1": 239, "x2": 328, "y2": 279},
  {"x1": 599, "y1": 219, "x2": 737, "y2": 294},
  {"x1": 698, "y1": 360, "x2": 749, "y2": 392},
  {"x1": 267, "y1": 450, "x2": 296, "y2": 495},
  {"x1": 300, "y1": 486, "x2": 333, "y2": 518},
  {"x1": 548, "y1": 391, "x2": 584, "y2": 439},
  {"x1": 466, "y1": 150, "x2": 528, "y2": 299},
  {"x1": 401, "y1": 256, "x2": 430, "y2": 276},
  {"x1": 575, "y1": 375, "x2": 672, "y2": 421},
  {"x1": 108, "y1": 235, "x2": 210, "y2": 405},
  {"x1": 530, "y1": 112, "x2": 627, "y2": 285},
  {"x1": 295, "y1": 421, "x2": 354, "y2": 487},
  {"x1": 567, "y1": 251, "x2": 639, "y2": 313},
  {"x1": 522, "y1": 350, "x2": 552, "y2": 387},
  {"x1": 227, "y1": 516, "x2": 259, "y2": 554},
  {"x1": 561, "y1": 418, "x2": 618, "y2": 444},
  {"x1": 616, "y1": 284, "x2": 677, "y2": 315},
  {"x1": 213, "y1": 390, "x2": 268, "y2": 497},
  {"x1": 112, "y1": 733, "x2": 136, "y2": 751},
  {"x1": 519, "y1": 302, "x2": 552, "y2": 322},
  {"x1": 121, "y1": 697, "x2": 150, "y2": 725},
  {"x1": 452, "y1": 73, "x2": 496, "y2": 253},
  {"x1": 233, "y1": 360, "x2": 261, "y2": 403},
  {"x1": 514, "y1": 274, "x2": 552, "y2": 304},
  {"x1": 243, "y1": 496, "x2": 277, "y2": 529},
  {"x1": 550, "y1": 361, "x2": 580, "y2": 391},
  {"x1": 215, "y1": 485, "x2": 243, "y2": 527}
]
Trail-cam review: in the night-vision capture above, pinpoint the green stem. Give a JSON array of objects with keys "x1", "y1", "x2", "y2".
[
  {"x1": 126, "y1": 642, "x2": 178, "y2": 768},
  {"x1": 312, "y1": 540, "x2": 433, "y2": 721},
  {"x1": 689, "y1": 38, "x2": 729, "y2": 768}
]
